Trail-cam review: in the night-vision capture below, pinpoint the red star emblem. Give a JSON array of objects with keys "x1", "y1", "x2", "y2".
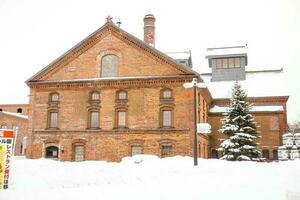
[
  {"x1": 147, "y1": 32, "x2": 155, "y2": 43},
  {"x1": 106, "y1": 15, "x2": 113, "y2": 22}
]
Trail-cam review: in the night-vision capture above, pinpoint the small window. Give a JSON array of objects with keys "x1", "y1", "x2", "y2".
[
  {"x1": 211, "y1": 148, "x2": 218, "y2": 158},
  {"x1": 0, "y1": 108, "x2": 3, "y2": 112},
  {"x1": 118, "y1": 91, "x2": 127, "y2": 100},
  {"x1": 90, "y1": 111, "x2": 99, "y2": 128},
  {"x1": 216, "y1": 59, "x2": 222, "y2": 68},
  {"x1": 228, "y1": 58, "x2": 235, "y2": 68},
  {"x1": 273, "y1": 149, "x2": 278, "y2": 160},
  {"x1": 131, "y1": 146, "x2": 142, "y2": 156},
  {"x1": 1, "y1": 123, "x2": 8, "y2": 129},
  {"x1": 91, "y1": 92, "x2": 100, "y2": 101},
  {"x1": 49, "y1": 112, "x2": 58, "y2": 128},
  {"x1": 74, "y1": 145, "x2": 85, "y2": 162},
  {"x1": 117, "y1": 111, "x2": 126, "y2": 127},
  {"x1": 162, "y1": 89, "x2": 172, "y2": 99},
  {"x1": 50, "y1": 93, "x2": 59, "y2": 102},
  {"x1": 161, "y1": 145, "x2": 172, "y2": 157},
  {"x1": 262, "y1": 149, "x2": 270, "y2": 160},
  {"x1": 17, "y1": 108, "x2": 22, "y2": 113},
  {"x1": 162, "y1": 110, "x2": 172, "y2": 127},
  {"x1": 234, "y1": 58, "x2": 241, "y2": 67}
]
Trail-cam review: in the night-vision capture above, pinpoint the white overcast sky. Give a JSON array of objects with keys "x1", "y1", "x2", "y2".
[{"x1": 0, "y1": 0, "x2": 299, "y2": 123}]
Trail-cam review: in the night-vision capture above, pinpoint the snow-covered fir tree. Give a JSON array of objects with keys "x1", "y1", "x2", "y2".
[{"x1": 218, "y1": 82, "x2": 261, "y2": 161}]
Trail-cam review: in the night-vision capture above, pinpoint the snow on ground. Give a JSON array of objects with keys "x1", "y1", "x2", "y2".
[{"x1": 1, "y1": 156, "x2": 300, "y2": 200}]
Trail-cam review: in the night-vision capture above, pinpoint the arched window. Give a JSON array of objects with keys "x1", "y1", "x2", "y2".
[
  {"x1": 117, "y1": 90, "x2": 127, "y2": 100},
  {"x1": 160, "y1": 88, "x2": 173, "y2": 100},
  {"x1": 101, "y1": 55, "x2": 118, "y2": 77},
  {"x1": 17, "y1": 108, "x2": 23, "y2": 113},
  {"x1": 45, "y1": 146, "x2": 59, "y2": 159},
  {"x1": 49, "y1": 92, "x2": 59, "y2": 102},
  {"x1": 73, "y1": 144, "x2": 85, "y2": 162},
  {"x1": 87, "y1": 108, "x2": 100, "y2": 129},
  {"x1": 90, "y1": 91, "x2": 100, "y2": 101},
  {"x1": 1, "y1": 123, "x2": 7, "y2": 129}
]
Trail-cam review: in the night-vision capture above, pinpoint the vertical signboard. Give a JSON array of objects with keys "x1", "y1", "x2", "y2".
[{"x1": 0, "y1": 130, "x2": 14, "y2": 189}]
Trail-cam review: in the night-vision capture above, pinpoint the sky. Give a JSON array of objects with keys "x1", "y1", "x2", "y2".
[{"x1": 0, "y1": 0, "x2": 299, "y2": 123}]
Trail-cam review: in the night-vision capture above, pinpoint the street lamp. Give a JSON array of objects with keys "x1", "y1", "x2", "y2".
[{"x1": 183, "y1": 78, "x2": 206, "y2": 166}]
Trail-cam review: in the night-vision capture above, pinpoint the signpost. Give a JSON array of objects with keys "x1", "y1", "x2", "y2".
[{"x1": 0, "y1": 129, "x2": 14, "y2": 189}]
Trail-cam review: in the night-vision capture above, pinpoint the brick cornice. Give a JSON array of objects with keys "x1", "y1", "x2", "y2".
[
  {"x1": 32, "y1": 128, "x2": 189, "y2": 134},
  {"x1": 28, "y1": 75, "x2": 197, "y2": 89}
]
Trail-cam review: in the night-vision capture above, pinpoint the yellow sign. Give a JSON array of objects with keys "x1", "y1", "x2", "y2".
[{"x1": 0, "y1": 130, "x2": 14, "y2": 189}]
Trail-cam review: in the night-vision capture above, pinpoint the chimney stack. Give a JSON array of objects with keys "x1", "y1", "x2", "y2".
[{"x1": 143, "y1": 14, "x2": 155, "y2": 47}]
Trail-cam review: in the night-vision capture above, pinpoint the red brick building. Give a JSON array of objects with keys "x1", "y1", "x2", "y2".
[
  {"x1": 0, "y1": 104, "x2": 29, "y2": 155},
  {"x1": 23, "y1": 15, "x2": 288, "y2": 161}
]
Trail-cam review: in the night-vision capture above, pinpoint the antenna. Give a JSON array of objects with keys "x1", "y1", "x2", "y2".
[{"x1": 116, "y1": 17, "x2": 122, "y2": 27}]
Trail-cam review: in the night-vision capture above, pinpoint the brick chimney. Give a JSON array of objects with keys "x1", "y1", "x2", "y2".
[{"x1": 143, "y1": 14, "x2": 155, "y2": 47}]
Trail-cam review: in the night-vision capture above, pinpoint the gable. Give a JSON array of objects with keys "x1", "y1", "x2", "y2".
[{"x1": 27, "y1": 22, "x2": 198, "y2": 83}]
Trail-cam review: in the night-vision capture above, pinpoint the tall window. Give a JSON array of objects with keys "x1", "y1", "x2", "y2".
[
  {"x1": 162, "y1": 110, "x2": 172, "y2": 127},
  {"x1": 161, "y1": 145, "x2": 172, "y2": 157},
  {"x1": 117, "y1": 111, "x2": 126, "y2": 127},
  {"x1": 49, "y1": 112, "x2": 58, "y2": 128},
  {"x1": 90, "y1": 111, "x2": 99, "y2": 128},
  {"x1": 101, "y1": 55, "x2": 118, "y2": 77}
]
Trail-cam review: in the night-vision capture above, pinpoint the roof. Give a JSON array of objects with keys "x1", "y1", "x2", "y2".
[
  {"x1": 205, "y1": 45, "x2": 248, "y2": 58},
  {"x1": 209, "y1": 105, "x2": 284, "y2": 114},
  {"x1": 0, "y1": 111, "x2": 28, "y2": 119},
  {"x1": 201, "y1": 69, "x2": 289, "y2": 99},
  {"x1": 165, "y1": 51, "x2": 191, "y2": 60},
  {"x1": 26, "y1": 22, "x2": 199, "y2": 83}
]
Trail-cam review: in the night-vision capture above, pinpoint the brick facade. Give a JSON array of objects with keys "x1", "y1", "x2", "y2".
[
  {"x1": 26, "y1": 21, "x2": 210, "y2": 162},
  {"x1": 0, "y1": 112, "x2": 28, "y2": 155}
]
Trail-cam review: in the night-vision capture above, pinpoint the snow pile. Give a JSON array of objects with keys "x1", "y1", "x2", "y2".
[{"x1": 1, "y1": 156, "x2": 300, "y2": 200}]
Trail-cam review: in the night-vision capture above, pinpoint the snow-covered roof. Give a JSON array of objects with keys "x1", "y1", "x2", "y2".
[
  {"x1": 209, "y1": 105, "x2": 284, "y2": 114},
  {"x1": 165, "y1": 51, "x2": 191, "y2": 60},
  {"x1": 0, "y1": 111, "x2": 28, "y2": 119},
  {"x1": 205, "y1": 45, "x2": 247, "y2": 58},
  {"x1": 201, "y1": 69, "x2": 289, "y2": 99}
]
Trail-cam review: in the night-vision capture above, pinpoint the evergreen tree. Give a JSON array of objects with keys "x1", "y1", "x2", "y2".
[{"x1": 218, "y1": 82, "x2": 261, "y2": 161}]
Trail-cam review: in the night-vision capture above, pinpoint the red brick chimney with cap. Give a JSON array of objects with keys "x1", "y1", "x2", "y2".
[{"x1": 143, "y1": 14, "x2": 155, "y2": 47}]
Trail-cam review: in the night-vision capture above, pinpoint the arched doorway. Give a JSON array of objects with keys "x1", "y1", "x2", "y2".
[{"x1": 45, "y1": 146, "x2": 59, "y2": 159}]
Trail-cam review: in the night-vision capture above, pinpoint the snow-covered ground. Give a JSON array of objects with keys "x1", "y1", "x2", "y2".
[{"x1": 1, "y1": 156, "x2": 300, "y2": 200}]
